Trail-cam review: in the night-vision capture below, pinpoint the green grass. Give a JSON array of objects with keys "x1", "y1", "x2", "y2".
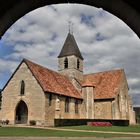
[
  {"x1": 0, "y1": 126, "x2": 140, "y2": 137},
  {"x1": 59, "y1": 125, "x2": 140, "y2": 133}
]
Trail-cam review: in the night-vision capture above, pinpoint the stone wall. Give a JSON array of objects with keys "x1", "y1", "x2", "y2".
[
  {"x1": 45, "y1": 93, "x2": 83, "y2": 126},
  {"x1": 94, "y1": 100, "x2": 112, "y2": 119},
  {"x1": 112, "y1": 96, "x2": 121, "y2": 119},
  {"x1": 119, "y1": 72, "x2": 129, "y2": 119},
  {"x1": 82, "y1": 86, "x2": 94, "y2": 119},
  {"x1": 45, "y1": 93, "x2": 56, "y2": 126},
  {"x1": 55, "y1": 96, "x2": 82, "y2": 119},
  {"x1": 112, "y1": 70, "x2": 135, "y2": 124},
  {"x1": 0, "y1": 110, "x2": 1, "y2": 120},
  {"x1": 111, "y1": 76, "x2": 129, "y2": 120},
  {"x1": 128, "y1": 96, "x2": 136, "y2": 125},
  {"x1": 0, "y1": 62, "x2": 46, "y2": 125},
  {"x1": 58, "y1": 55, "x2": 83, "y2": 81}
]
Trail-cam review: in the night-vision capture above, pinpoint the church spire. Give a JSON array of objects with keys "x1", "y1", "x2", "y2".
[
  {"x1": 58, "y1": 33, "x2": 84, "y2": 60},
  {"x1": 58, "y1": 32, "x2": 84, "y2": 81}
]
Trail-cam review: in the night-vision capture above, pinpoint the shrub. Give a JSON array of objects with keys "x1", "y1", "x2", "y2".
[
  {"x1": 29, "y1": 120, "x2": 36, "y2": 126},
  {"x1": 1, "y1": 120, "x2": 9, "y2": 125},
  {"x1": 5, "y1": 120, "x2": 9, "y2": 125},
  {"x1": 87, "y1": 122, "x2": 112, "y2": 126}
]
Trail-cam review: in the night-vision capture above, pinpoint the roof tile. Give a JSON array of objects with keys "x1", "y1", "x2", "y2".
[
  {"x1": 83, "y1": 69, "x2": 124, "y2": 99},
  {"x1": 58, "y1": 33, "x2": 84, "y2": 60},
  {"x1": 24, "y1": 59, "x2": 82, "y2": 99}
]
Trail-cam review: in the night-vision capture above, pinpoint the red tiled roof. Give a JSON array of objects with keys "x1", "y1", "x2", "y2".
[
  {"x1": 22, "y1": 59, "x2": 125, "y2": 100},
  {"x1": 24, "y1": 59, "x2": 82, "y2": 99},
  {"x1": 83, "y1": 69, "x2": 124, "y2": 99}
]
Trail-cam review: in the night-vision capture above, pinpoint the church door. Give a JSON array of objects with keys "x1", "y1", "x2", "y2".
[{"x1": 15, "y1": 101, "x2": 28, "y2": 124}]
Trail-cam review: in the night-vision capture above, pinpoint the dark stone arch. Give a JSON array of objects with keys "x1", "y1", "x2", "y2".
[
  {"x1": 15, "y1": 100, "x2": 28, "y2": 124},
  {"x1": 0, "y1": 0, "x2": 140, "y2": 38}
]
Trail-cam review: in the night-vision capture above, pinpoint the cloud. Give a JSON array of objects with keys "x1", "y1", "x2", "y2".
[
  {"x1": 1, "y1": 4, "x2": 140, "y2": 105},
  {"x1": 0, "y1": 59, "x2": 18, "y2": 73}
]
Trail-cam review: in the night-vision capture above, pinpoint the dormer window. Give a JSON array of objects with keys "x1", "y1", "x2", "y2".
[
  {"x1": 20, "y1": 80, "x2": 25, "y2": 95},
  {"x1": 64, "y1": 58, "x2": 68, "y2": 69},
  {"x1": 77, "y1": 59, "x2": 80, "y2": 69}
]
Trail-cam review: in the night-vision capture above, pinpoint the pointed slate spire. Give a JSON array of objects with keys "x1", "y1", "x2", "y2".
[{"x1": 58, "y1": 33, "x2": 84, "y2": 60}]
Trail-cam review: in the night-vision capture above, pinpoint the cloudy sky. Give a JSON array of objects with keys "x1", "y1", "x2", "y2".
[{"x1": 0, "y1": 4, "x2": 140, "y2": 105}]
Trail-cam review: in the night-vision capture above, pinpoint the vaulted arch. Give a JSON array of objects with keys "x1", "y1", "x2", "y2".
[
  {"x1": 15, "y1": 100, "x2": 28, "y2": 124},
  {"x1": 0, "y1": 0, "x2": 140, "y2": 38}
]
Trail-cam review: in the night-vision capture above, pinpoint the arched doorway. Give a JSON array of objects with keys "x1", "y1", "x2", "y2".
[{"x1": 15, "y1": 100, "x2": 28, "y2": 124}]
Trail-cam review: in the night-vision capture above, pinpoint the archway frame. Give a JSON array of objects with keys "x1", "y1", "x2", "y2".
[
  {"x1": 0, "y1": 0, "x2": 140, "y2": 39},
  {"x1": 14, "y1": 100, "x2": 28, "y2": 124}
]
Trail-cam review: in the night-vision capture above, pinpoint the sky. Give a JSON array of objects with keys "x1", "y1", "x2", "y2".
[{"x1": 0, "y1": 4, "x2": 140, "y2": 105}]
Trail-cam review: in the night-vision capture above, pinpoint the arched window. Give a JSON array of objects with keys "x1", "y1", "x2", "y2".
[
  {"x1": 77, "y1": 59, "x2": 80, "y2": 69},
  {"x1": 65, "y1": 97, "x2": 69, "y2": 113},
  {"x1": 20, "y1": 80, "x2": 25, "y2": 95},
  {"x1": 75, "y1": 99, "x2": 79, "y2": 114},
  {"x1": 55, "y1": 96, "x2": 60, "y2": 111},
  {"x1": 125, "y1": 95, "x2": 128, "y2": 112},
  {"x1": 64, "y1": 58, "x2": 68, "y2": 69},
  {"x1": 48, "y1": 94, "x2": 52, "y2": 106},
  {"x1": 118, "y1": 94, "x2": 120, "y2": 112}
]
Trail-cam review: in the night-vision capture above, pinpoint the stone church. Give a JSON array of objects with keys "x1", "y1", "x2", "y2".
[{"x1": 0, "y1": 33, "x2": 135, "y2": 126}]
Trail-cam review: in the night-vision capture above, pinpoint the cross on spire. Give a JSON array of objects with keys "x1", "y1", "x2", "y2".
[{"x1": 68, "y1": 21, "x2": 73, "y2": 34}]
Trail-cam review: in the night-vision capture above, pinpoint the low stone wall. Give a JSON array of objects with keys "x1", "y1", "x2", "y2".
[{"x1": 54, "y1": 119, "x2": 129, "y2": 126}]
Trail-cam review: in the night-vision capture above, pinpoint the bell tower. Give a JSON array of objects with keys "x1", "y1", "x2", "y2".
[{"x1": 58, "y1": 33, "x2": 84, "y2": 81}]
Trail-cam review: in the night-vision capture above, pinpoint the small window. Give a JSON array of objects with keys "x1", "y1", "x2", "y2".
[
  {"x1": 64, "y1": 58, "x2": 68, "y2": 68},
  {"x1": 77, "y1": 59, "x2": 80, "y2": 69},
  {"x1": 75, "y1": 99, "x2": 79, "y2": 114},
  {"x1": 56, "y1": 96, "x2": 60, "y2": 110},
  {"x1": 118, "y1": 94, "x2": 120, "y2": 112},
  {"x1": 49, "y1": 94, "x2": 52, "y2": 106},
  {"x1": 20, "y1": 80, "x2": 25, "y2": 95},
  {"x1": 65, "y1": 97, "x2": 69, "y2": 113}
]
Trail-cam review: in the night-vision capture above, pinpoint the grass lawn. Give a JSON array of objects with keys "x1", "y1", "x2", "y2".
[
  {"x1": 59, "y1": 125, "x2": 140, "y2": 133},
  {"x1": 0, "y1": 126, "x2": 140, "y2": 137}
]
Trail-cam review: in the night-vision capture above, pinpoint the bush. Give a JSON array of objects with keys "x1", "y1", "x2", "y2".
[
  {"x1": 29, "y1": 120, "x2": 36, "y2": 126},
  {"x1": 5, "y1": 120, "x2": 9, "y2": 125},
  {"x1": 87, "y1": 122, "x2": 112, "y2": 126},
  {"x1": 1, "y1": 119, "x2": 9, "y2": 125}
]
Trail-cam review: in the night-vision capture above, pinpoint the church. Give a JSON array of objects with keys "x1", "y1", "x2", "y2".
[{"x1": 0, "y1": 32, "x2": 135, "y2": 126}]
